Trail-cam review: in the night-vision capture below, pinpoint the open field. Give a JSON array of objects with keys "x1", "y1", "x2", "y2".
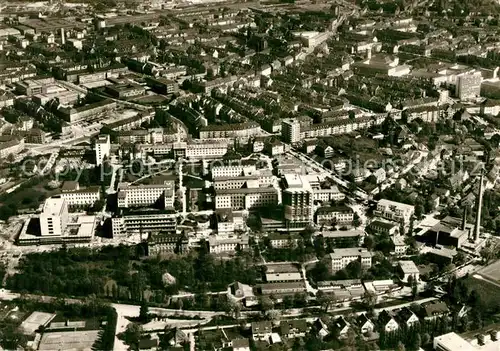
[{"x1": 476, "y1": 259, "x2": 500, "y2": 283}]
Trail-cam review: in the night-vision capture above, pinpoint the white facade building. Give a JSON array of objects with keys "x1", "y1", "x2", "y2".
[
  {"x1": 117, "y1": 181, "x2": 175, "y2": 208},
  {"x1": 375, "y1": 199, "x2": 415, "y2": 224},
  {"x1": 328, "y1": 248, "x2": 372, "y2": 273},
  {"x1": 95, "y1": 134, "x2": 110, "y2": 166},
  {"x1": 40, "y1": 198, "x2": 69, "y2": 236}
]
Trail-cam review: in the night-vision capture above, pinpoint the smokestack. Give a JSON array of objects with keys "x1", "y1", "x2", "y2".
[
  {"x1": 367, "y1": 47, "x2": 372, "y2": 60},
  {"x1": 462, "y1": 207, "x2": 467, "y2": 231},
  {"x1": 61, "y1": 27, "x2": 65, "y2": 45},
  {"x1": 474, "y1": 170, "x2": 485, "y2": 242}
]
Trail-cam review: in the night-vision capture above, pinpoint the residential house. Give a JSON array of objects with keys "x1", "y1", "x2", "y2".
[
  {"x1": 392, "y1": 235, "x2": 408, "y2": 255},
  {"x1": 333, "y1": 316, "x2": 351, "y2": 338},
  {"x1": 279, "y1": 320, "x2": 308, "y2": 339},
  {"x1": 422, "y1": 302, "x2": 450, "y2": 321},
  {"x1": 395, "y1": 307, "x2": 419, "y2": 328},
  {"x1": 378, "y1": 310, "x2": 399, "y2": 333},
  {"x1": 312, "y1": 318, "x2": 329, "y2": 340},
  {"x1": 252, "y1": 321, "x2": 273, "y2": 341},
  {"x1": 356, "y1": 314, "x2": 375, "y2": 335}
]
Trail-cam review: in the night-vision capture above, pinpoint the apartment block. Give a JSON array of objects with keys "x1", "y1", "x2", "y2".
[
  {"x1": 282, "y1": 174, "x2": 314, "y2": 229},
  {"x1": 95, "y1": 134, "x2": 110, "y2": 166},
  {"x1": 281, "y1": 118, "x2": 301, "y2": 144}
]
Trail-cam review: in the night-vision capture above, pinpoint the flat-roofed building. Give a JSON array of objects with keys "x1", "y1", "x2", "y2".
[
  {"x1": 374, "y1": 199, "x2": 415, "y2": 224},
  {"x1": 40, "y1": 198, "x2": 69, "y2": 237},
  {"x1": 433, "y1": 332, "x2": 475, "y2": 351},
  {"x1": 112, "y1": 211, "x2": 177, "y2": 237},
  {"x1": 283, "y1": 174, "x2": 314, "y2": 229},
  {"x1": 95, "y1": 134, "x2": 110, "y2": 166}
]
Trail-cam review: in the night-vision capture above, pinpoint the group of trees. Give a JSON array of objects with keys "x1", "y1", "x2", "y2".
[{"x1": 8, "y1": 244, "x2": 261, "y2": 305}]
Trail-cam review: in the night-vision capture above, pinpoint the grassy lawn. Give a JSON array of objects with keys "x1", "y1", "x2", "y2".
[{"x1": 463, "y1": 276, "x2": 500, "y2": 309}]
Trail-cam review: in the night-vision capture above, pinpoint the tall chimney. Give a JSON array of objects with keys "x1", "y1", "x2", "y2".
[
  {"x1": 462, "y1": 207, "x2": 467, "y2": 231},
  {"x1": 61, "y1": 27, "x2": 65, "y2": 45},
  {"x1": 474, "y1": 171, "x2": 485, "y2": 242}
]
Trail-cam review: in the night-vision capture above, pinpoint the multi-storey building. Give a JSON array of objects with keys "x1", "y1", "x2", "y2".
[
  {"x1": 117, "y1": 130, "x2": 152, "y2": 144},
  {"x1": 215, "y1": 187, "x2": 278, "y2": 210},
  {"x1": 268, "y1": 233, "x2": 301, "y2": 248},
  {"x1": 281, "y1": 119, "x2": 301, "y2": 144},
  {"x1": 199, "y1": 122, "x2": 260, "y2": 140},
  {"x1": 327, "y1": 248, "x2": 372, "y2": 273},
  {"x1": 212, "y1": 165, "x2": 257, "y2": 178},
  {"x1": 282, "y1": 174, "x2": 313, "y2": 229},
  {"x1": 148, "y1": 232, "x2": 189, "y2": 256},
  {"x1": 40, "y1": 198, "x2": 69, "y2": 237},
  {"x1": 112, "y1": 211, "x2": 177, "y2": 237},
  {"x1": 208, "y1": 235, "x2": 249, "y2": 254},
  {"x1": 456, "y1": 73, "x2": 482, "y2": 100},
  {"x1": 213, "y1": 175, "x2": 260, "y2": 190},
  {"x1": 315, "y1": 206, "x2": 354, "y2": 225},
  {"x1": 58, "y1": 182, "x2": 101, "y2": 207},
  {"x1": 117, "y1": 181, "x2": 175, "y2": 209},
  {"x1": 95, "y1": 134, "x2": 110, "y2": 166},
  {"x1": 374, "y1": 199, "x2": 415, "y2": 224}
]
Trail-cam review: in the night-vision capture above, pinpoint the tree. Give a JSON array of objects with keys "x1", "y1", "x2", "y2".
[
  {"x1": 260, "y1": 296, "x2": 273, "y2": 313},
  {"x1": 412, "y1": 333, "x2": 422, "y2": 350},
  {"x1": 364, "y1": 235, "x2": 374, "y2": 251},
  {"x1": 396, "y1": 341, "x2": 406, "y2": 351},
  {"x1": 139, "y1": 301, "x2": 149, "y2": 323},
  {"x1": 353, "y1": 213, "x2": 361, "y2": 228},
  {"x1": 363, "y1": 291, "x2": 377, "y2": 311},
  {"x1": 121, "y1": 323, "x2": 142, "y2": 350},
  {"x1": 317, "y1": 290, "x2": 336, "y2": 312},
  {"x1": 409, "y1": 275, "x2": 418, "y2": 300}
]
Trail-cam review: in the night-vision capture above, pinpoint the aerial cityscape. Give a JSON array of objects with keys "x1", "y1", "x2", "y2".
[{"x1": 1, "y1": 0, "x2": 500, "y2": 350}]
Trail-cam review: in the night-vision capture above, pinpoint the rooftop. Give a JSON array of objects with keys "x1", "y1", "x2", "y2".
[
  {"x1": 329, "y1": 248, "x2": 371, "y2": 259},
  {"x1": 399, "y1": 260, "x2": 420, "y2": 274},
  {"x1": 42, "y1": 198, "x2": 66, "y2": 216}
]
